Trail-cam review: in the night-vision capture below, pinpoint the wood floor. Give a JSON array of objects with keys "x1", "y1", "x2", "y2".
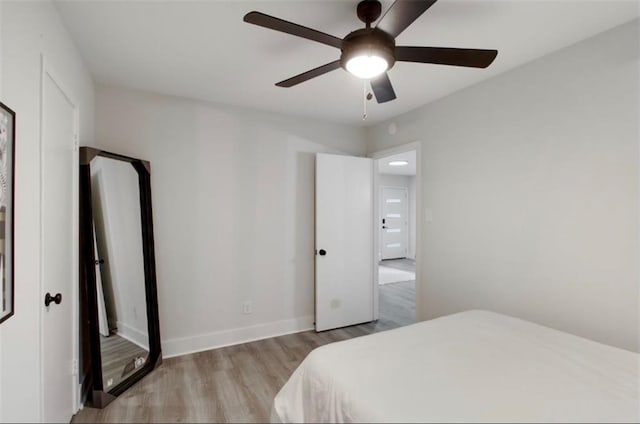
[
  {"x1": 380, "y1": 257, "x2": 415, "y2": 273},
  {"x1": 73, "y1": 282, "x2": 415, "y2": 423},
  {"x1": 100, "y1": 334, "x2": 149, "y2": 391}
]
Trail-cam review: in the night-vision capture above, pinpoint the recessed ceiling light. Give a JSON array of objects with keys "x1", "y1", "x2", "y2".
[{"x1": 388, "y1": 160, "x2": 409, "y2": 166}]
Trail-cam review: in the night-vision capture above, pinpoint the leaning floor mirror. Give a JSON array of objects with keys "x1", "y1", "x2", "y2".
[{"x1": 79, "y1": 147, "x2": 162, "y2": 408}]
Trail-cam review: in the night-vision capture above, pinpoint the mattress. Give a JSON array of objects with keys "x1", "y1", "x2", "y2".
[{"x1": 272, "y1": 310, "x2": 640, "y2": 423}]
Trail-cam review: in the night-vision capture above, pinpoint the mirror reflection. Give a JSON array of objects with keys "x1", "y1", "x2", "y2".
[{"x1": 90, "y1": 156, "x2": 149, "y2": 391}]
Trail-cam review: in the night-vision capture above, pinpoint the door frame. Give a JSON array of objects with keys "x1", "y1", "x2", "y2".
[
  {"x1": 379, "y1": 185, "x2": 409, "y2": 260},
  {"x1": 370, "y1": 141, "x2": 422, "y2": 321},
  {"x1": 39, "y1": 55, "x2": 80, "y2": 419}
]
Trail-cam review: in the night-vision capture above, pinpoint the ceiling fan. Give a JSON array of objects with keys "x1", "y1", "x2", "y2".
[{"x1": 243, "y1": 0, "x2": 498, "y2": 104}]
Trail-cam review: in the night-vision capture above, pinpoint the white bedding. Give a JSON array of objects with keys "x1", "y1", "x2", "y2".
[{"x1": 272, "y1": 310, "x2": 640, "y2": 423}]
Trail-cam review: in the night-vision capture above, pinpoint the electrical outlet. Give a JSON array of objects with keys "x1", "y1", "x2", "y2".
[{"x1": 242, "y1": 301, "x2": 252, "y2": 315}]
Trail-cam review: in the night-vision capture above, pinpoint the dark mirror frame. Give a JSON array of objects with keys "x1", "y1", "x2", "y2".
[
  {"x1": 0, "y1": 101, "x2": 15, "y2": 326},
  {"x1": 79, "y1": 147, "x2": 162, "y2": 408}
]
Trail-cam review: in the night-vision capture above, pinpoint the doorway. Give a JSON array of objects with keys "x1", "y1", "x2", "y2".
[
  {"x1": 314, "y1": 145, "x2": 421, "y2": 333},
  {"x1": 373, "y1": 146, "x2": 419, "y2": 328},
  {"x1": 380, "y1": 186, "x2": 409, "y2": 260}
]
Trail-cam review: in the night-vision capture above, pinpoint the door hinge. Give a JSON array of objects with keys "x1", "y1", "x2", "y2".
[
  {"x1": 71, "y1": 359, "x2": 78, "y2": 376},
  {"x1": 73, "y1": 133, "x2": 79, "y2": 151}
]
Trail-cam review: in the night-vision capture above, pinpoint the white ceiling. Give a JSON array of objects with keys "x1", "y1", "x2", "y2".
[
  {"x1": 378, "y1": 150, "x2": 417, "y2": 175},
  {"x1": 55, "y1": 0, "x2": 639, "y2": 126}
]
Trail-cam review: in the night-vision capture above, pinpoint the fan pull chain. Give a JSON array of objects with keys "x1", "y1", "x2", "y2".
[{"x1": 362, "y1": 80, "x2": 368, "y2": 121}]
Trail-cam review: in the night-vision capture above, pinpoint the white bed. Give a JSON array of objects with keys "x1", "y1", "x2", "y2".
[{"x1": 272, "y1": 310, "x2": 640, "y2": 423}]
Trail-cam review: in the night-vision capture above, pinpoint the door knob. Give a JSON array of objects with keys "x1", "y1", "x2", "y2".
[
  {"x1": 318, "y1": 249, "x2": 327, "y2": 256},
  {"x1": 44, "y1": 292, "x2": 62, "y2": 307}
]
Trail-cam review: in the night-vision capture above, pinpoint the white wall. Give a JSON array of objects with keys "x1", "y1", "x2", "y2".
[
  {"x1": 377, "y1": 173, "x2": 417, "y2": 259},
  {"x1": 379, "y1": 174, "x2": 412, "y2": 189},
  {"x1": 0, "y1": 1, "x2": 94, "y2": 421},
  {"x1": 367, "y1": 20, "x2": 639, "y2": 352},
  {"x1": 94, "y1": 85, "x2": 367, "y2": 357},
  {"x1": 91, "y1": 156, "x2": 148, "y2": 348}
]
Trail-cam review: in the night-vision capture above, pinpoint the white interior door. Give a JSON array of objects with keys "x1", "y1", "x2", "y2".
[
  {"x1": 315, "y1": 153, "x2": 373, "y2": 332},
  {"x1": 380, "y1": 187, "x2": 408, "y2": 260},
  {"x1": 41, "y1": 68, "x2": 77, "y2": 422}
]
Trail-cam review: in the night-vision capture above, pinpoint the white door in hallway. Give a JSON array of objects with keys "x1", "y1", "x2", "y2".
[
  {"x1": 381, "y1": 187, "x2": 408, "y2": 260},
  {"x1": 41, "y1": 67, "x2": 78, "y2": 422},
  {"x1": 315, "y1": 153, "x2": 373, "y2": 332}
]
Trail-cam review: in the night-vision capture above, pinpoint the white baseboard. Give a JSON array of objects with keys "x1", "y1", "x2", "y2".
[
  {"x1": 117, "y1": 321, "x2": 149, "y2": 350},
  {"x1": 162, "y1": 315, "x2": 315, "y2": 359}
]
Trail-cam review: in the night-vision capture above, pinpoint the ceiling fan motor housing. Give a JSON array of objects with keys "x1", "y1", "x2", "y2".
[
  {"x1": 340, "y1": 28, "x2": 396, "y2": 72},
  {"x1": 357, "y1": 0, "x2": 382, "y2": 25}
]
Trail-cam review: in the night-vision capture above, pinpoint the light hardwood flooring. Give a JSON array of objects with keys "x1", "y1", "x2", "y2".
[
  {"x1": 100, "y1": 333, "x2": 149, "y2": 391},
  {"x1": 73, "y1": 282, "x2": 415, "y2": 423},
  {"x1": 379, "y1": 257, "x2": 416, "y2": 273}
]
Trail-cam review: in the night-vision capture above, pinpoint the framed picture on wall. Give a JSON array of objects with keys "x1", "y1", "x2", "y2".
[{"x1": 0, "y1": 101, "x2": 15, "y2": 324}]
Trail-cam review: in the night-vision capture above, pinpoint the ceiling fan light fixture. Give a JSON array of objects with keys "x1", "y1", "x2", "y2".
[
  {"x1": 345, "y1": 53, "x2": 388, "y2": 79},
  {"x1": 244, "y1": 0, "x2": 498, "y2": 105},
  {"x1": 340, "y1": 28, "x2": 396, "y2": 81}
]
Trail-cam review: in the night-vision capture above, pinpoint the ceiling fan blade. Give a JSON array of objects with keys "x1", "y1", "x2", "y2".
[
  {"x1": 244, "y1": 11, "x2": 343, "y2": 49},
  {"x1": 396, "y1": 46, "x2": 498, "y2": 68},
  {"x1": 276, "y1": 60, "x2": 342, "y2": 87},
  {"x1": 376, "y1": 0, "x2": 438, "y2": 38},
  {"x1": 370, "y1": 73, "x2": 396, "y2": 103}
]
